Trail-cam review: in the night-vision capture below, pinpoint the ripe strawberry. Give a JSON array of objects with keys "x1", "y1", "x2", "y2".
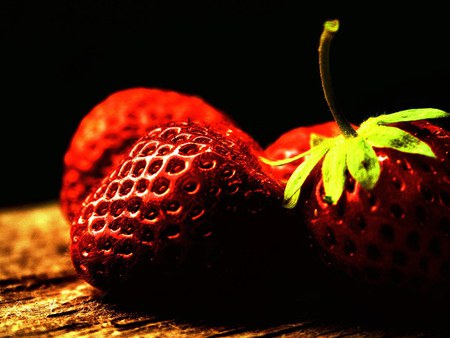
[
  {"x1": 263, "y1": 121, "x2": 347, "y2": 185},
  {"x1": 70, "y1": 121, "x2": 305, "y2": 298},
  {"x1": 281, "y1": 19, "x2": 450, "y2": 298},
  {"x1": 294, "y1": 120, "x2": 450, "y2": 294},
  {"x1": 61, "y1": 87, "x2": 252, "y2": 223}
]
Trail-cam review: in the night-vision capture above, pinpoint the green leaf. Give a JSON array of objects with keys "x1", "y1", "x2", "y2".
[
  {"x1": 283, "y1": 189, "x2": 300, "y2": 209},
  {"x1": 361, "y1": 108, "x2": 449, "y2": 129},
  {"x1": 361, "y1": 125, "x2": 436, "y2": 158},
  {"x1": 283, "y1": 141, "x2": 331, "y2": 209},
  {"x1": 346, "y1": 137, "x2": 380, "y2": 190},
  {"x1": 259, "y1": 148, "x2": 313, "y2": 167},
  {"x1": 310, "y1": 133, "x2": 328, "y2": 148},
  {"x1": 322, "y1": 139, "x2": 348, "y2": 204}
]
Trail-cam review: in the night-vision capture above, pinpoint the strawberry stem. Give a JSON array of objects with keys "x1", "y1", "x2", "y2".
[{"x1": 319, "y1": 19, "x2": 358, "y2": 139}]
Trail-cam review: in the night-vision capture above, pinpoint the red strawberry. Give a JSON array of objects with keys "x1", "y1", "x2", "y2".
[
  {"x1": 282, "y1": 19, "x2": 450, "y2": 298},
  {"x1": 263, "y1": 121, "x2": 347, "y2": 185},
  {"x1": 70, "y1": 121, "x2": 305, "y2": 298},
  {"x1": 294, "y1": 120, "x2": 450, "y2": 294},
  {"x1": 61, "y1": 87, "x2": 253, "y2": 222}
]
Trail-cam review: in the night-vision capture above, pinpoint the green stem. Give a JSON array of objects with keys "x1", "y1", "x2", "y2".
[{"x1": 319, "y1": 19, "x2": 358, "y2": 138}]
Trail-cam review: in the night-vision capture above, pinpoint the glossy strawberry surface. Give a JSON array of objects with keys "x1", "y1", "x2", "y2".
[
  {"x1": 299, "y1": 121, "x2": 450, "y2": 295},
  {"x1": 70, "y1": 121, "x2": 304, "y2": 296},
  {"x1": 61, "y1": 87, "x2": 246, "y2": 222}
]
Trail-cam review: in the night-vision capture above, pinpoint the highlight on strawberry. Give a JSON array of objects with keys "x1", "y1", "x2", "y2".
[{"x1": 263, "y1": 19, "x2": 450, "y2": 296}]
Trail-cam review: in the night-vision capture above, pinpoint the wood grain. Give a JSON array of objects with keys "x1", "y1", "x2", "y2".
[{"x1": 0, "y1": 201, "x2": 448, "y2": 337}]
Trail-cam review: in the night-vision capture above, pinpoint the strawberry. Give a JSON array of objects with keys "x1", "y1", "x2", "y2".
[
  {"x1": 294, "y1": 119, "x2": 450, "y2": 294},
  {"x1": 69, "y1": 121, "x2": 305, "y2": 298},
  {"x1": 280, "y1": 19, "x2": 450, "y2": 298},
  {"x1": 61, "y1": 87, "x2": 252, "y2": 223}
]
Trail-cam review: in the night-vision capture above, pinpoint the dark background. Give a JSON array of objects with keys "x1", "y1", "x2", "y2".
[{"x1": 1, "y1": 1, "x2": 449, "y2": 208}]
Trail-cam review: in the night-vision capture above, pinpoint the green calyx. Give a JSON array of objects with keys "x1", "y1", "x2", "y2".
[
  {"x1": 280, "y1": 19, "x2": 450, "y2": 209},
  {"x1": 283, "y1": 108, "x2": 449, "y2": 209}
]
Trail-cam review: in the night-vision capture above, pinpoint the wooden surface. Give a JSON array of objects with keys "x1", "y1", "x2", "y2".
[{"x1": 1, "y1": 201, "x2": 449, "y2": 337}]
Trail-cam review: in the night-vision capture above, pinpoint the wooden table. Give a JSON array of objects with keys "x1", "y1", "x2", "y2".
[{"x1": 1, "y1": 201, "x2": 449, "y2": 337}]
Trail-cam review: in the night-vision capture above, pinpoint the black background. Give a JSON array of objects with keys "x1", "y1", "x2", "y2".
[{"x1": 1, "y1": 1, "x2": 449, "y2": 208}]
